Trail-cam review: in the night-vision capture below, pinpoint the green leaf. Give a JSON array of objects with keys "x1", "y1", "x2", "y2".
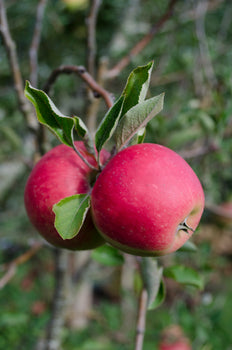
[
  {"x1": 140, "y1": 258, "x2": 163, "y2": 309},
  {"x1": 53, "y1": 194, "x2": 90, "y2": 240},
  {"x1": 95, "y1": 61, "x2": 154, "y2": 152},
  {"x1": 177, "y1": 240, "x2": 198, "y2": 253},
  {"x1": 121, "y1": 61, "x2": 154, "y2": 116},
  {"x1": 129, "y1": 127, "x2": 146, "y2": 146},
  {"x1": 115, "y1": 93, "x2": 164, "y2": 151},
  {"x1": 74, "y1": 116, "x2": 89, "y2": 139},
  {"x1": 91, "y1": 245, "x2": 124, "y2": 266},
  {"x1": 164, "y1": 265, "x2": 204, "y2": 290},
  {"x1": 148, "y1": 279, "x2": 166, "y2": 310},
  {"x1": 25, "y1": 81, "x2": 90, "y2": 148},
  {"x1": 95, "y1": 95, "x2": 125, "y2": 152}
]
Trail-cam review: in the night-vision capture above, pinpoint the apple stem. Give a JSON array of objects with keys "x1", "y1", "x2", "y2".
[
  {"x1": 178, "y1": 218, "x2": 195, "y2": 235},
  {"x1": 73, "y1": 144, "x2": 99, "y2": 171}
]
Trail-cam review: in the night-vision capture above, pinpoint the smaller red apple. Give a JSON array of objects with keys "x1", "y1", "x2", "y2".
[
  {"x1": 159, "y1": 341, "x2": 191, "y2": 350},
  {"x1": 24, "y1": 141, "x2": 109, "y2": 250},
  {"x1": 158, "y1": 325, "x2": 192, "y2": 350}
]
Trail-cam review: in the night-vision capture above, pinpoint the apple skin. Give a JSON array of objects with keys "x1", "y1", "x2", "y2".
[
  {"x1": 24, "y1": 141, "x2": 109, "y2": 250},
  {"x1": 91, "y1": 143, "x2": 204, "y2": 256},
  {"x1": 158, "y1": 325, "x2": 191, "y2": 350},
  {"x1": 159, "y1": 341, "x2": 191, "y2": 350}
]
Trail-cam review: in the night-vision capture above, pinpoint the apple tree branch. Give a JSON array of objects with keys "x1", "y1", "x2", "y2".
[
  {"x1": 43, "y1": 65, "x2": 114, "y2": 109},
  {"x1": 0, "y1": 0, "x2": 37, "y2": 131},
  {"x1": 106, "y1": 0, "x2": 178, "y2": 79}
]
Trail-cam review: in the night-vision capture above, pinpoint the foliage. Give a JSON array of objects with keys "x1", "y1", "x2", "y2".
[
  {"x1": 1, "y1": 0, "x2": 232, "y2": 349},
  {"x1": 0, "y1": 239, "x2": 232, "y2": 349}
]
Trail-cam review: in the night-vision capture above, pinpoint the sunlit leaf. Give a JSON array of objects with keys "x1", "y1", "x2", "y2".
[
  {"x1": 177, "y1": 240, "x2": 198, "y2": 253},
  {"x1": 115, "y1": 93, "x2": 164, "y2": 150},
  {"x1": 164, "y1": 265, "x2": 204, "y2": 290},
  {"x1": 95, "y1": 62, "x2": 154, "y2": 152},
  {"x1": 140, "y1": 257, "x2": 163, "y2": 309},
  {"x1": 95, "y1": 96, "x2": 124, "y2": 153},
  {"x1": 53, "y1": 194, "x2": 90, "y2": 240},
  {"x1": 121, "y1": 61, "x2": 154, "y2": 115},
  {"x1": 148, "y1": 279, "x2": 166, "y2": 310},
  {"x1": 25, "y1": 81, "x2": 91, "y2": 148}
]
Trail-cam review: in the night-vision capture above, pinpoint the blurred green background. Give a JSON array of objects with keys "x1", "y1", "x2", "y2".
[{"x1": 0, "y1": 0, "x2": 232, "y2": 349}]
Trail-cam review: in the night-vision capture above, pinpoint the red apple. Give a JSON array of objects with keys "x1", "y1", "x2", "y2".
[
  {"x1": 24, "y1": 141, "x2": 109, "y2": 250},
  {"x1": 158, "y1": 325, "x2": 192, "y2": 350},
  {"x1": 91, "y1": 143, "x2": 204, "y2": 256},
  {"x1": 159, "y1": 341, "x2": 191, "y2": 350}
]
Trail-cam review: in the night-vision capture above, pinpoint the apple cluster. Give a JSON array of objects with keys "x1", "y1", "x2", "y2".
[{"x1": 24, "y1": 141, "x2": 204, "y2": 256}]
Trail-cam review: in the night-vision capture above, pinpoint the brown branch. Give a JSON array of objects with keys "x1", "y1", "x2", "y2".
[
  {"x1": 0, "y1": 242, "x2": 43, "y2": 289},
  {"x1": 85, "y1": 0, "x2": 104, "y2": 134},
  {"x1": 195, "y1": 0, "x2": 217, "y2": 90},
  {"x1": 151, "y1": 70, "x2": 186, "y2": 86},
  {"x1": 29, "y1": 0, "x2": 48, "y2": 87},
  {"x1": 107, "y1": 0, "x2": 178, "y2": 79},
  {"x1": 205, "y1": 202, "x2": 232, "y2": 221},
  {"x1": 134, "y1": 288, "x2": 148, "y2": 350},
  {"x1": 85, "y1": 58, "x2": 109, "y2": 134},
  {"x1": 179, "y1": 141, "x2": 219, "y2": 159},
  {"x1": 43, "y1": 65, "x2": 114, "y2": 109},
  {"x1": 0, "y1": 0, "x2": 37, "y2": 131},
  {"x1": 180, "y1": 0, "x2": 225, "y2": 23},
  {"x1": 29, "y1": 0, "x2": 48, "y2": 156},
  {"x1": 86, "y1": 0, "x2": 102, "y2": 77}
]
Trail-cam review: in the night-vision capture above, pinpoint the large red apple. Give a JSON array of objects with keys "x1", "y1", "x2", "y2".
[
  {"x1": 91, "y1": 143, "x2": 204, "y2": 256},
  {"x1": 24, "y1": 141, "x2": 109, "y2": 250}
]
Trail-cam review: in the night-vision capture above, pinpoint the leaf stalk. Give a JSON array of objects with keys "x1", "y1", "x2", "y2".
[{"x1": 73, "y1": 143, "x2": 99, "y2": 171}]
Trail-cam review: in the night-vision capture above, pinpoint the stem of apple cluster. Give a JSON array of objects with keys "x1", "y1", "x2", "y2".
[
  {"x1": 73, "y1": 144, "x2": 99, "y2": 171},
  {"x1": 134, "y1": 288, "x2": 148, "y2": 350}
]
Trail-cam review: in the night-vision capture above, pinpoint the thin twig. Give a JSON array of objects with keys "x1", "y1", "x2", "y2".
[
  {"x1": 29, "y1": 0, "x2": 48, "y2": 87},
  {"x1": 205, "y1": 202, "x2": 232, "y2": 221},
  {"x1": 44, "y1": 249, "x2": 68, "y2": 350},
  {"x1": 86, "y1": 0, "x2": 102, "y2": 77},
  {"x1": 85, "y1": 0, "x2": 102, "y2": 134},
  {"x1": 29, "y1": 0, "x2": 48, "y2": 155},
  {"x1": 0, "y1": 0, "x2": 37, "y2": 131},
  {"x1": 106, "y1": 0, "x2": 178, "y2": 79},
  {"x1": 0, "y1": 242, "x2": 43, "y2": 289},
  {"x1": 179, "y1": 141, "x2": 219, "y2": 159},
  {"x1": 195, "y1": 0, "x2": 217, "y2": 89},
  {"x1": 134, "y1": 288, "x2": 148, "y2": 350},
  {"x1": 180, "y1": 0, "x2": 224, "y2": 23},
  {"x1": 85, "y1": 58, "x2": 109, "y2": 134},
  {"x1": 73, "y1": 142, "x2": 99, "y2": 171},
  {"x1": 43, "y1": 65, "x2": 114, "y2": 109}
]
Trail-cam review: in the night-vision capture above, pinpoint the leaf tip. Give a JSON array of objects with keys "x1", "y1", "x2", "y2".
[
  {"x1": 148, "y1": 60, "x2": 154, "y2": 69},
  {"x1": 24, "y1": 80, "x2": 30, "y2": 94}
]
